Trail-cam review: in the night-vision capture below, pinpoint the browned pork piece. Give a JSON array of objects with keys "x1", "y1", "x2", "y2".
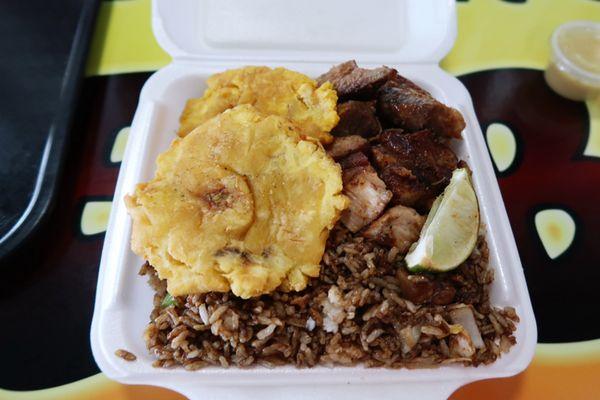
[
  {"x1": 331, "y1": 101, "x2": 382, "y2": 137},
  {"x1": 377, "y1": 76, "x2": 466, "y2": 139},
  {"x1": 326, "y1": 135, "x2": 368, "y2": 160},
  {"x1": 338, "y1": 152, "x2": 392, "y2": 232},
  {"x1": 317, "y1": 60, "x2": 396, "y2": 100},
  {"x1": 362, "y1": 205, "x2": 424, "y2": 254},
  {"x1": 373, "y1": 129, "x2": 458, "y2": 183},
  {"x1": 371, "y1": 129, "x2": 457, "y2": 210},
  {"x1": 378, "y1": 165, "x2": 432, "y2": 209},
  {"x1": 338, "y1": 151, "x2": 370, "y2": 169},
  {"x1": 396, "y1": 267, "x2": 457, "y2": 305}
]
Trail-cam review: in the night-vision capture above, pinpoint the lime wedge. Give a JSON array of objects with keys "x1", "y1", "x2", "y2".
[{"x1": 405, "y1": 168, "x2": 479, "y2": 272}]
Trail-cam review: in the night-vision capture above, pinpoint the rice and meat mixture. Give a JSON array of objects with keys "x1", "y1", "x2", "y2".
[
  {"x1": 141, "y1": 227, "x2": 518, "y2": 370},
  {"x1": 138, "y1": 61, "x2": 519, "y2": 369}
]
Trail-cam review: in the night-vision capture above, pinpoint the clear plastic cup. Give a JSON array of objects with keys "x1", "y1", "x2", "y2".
[{"x1": 545, "y1": 20, "x2": 600, "y2": 101}]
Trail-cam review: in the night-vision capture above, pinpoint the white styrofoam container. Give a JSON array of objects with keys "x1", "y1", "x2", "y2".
[{"x1": 90, "y1": 1, "x2": 537, "y2": 399}]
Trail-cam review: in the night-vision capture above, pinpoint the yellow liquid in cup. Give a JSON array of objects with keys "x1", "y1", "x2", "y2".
[
  {"x1": 558, "y1": 26, "x2": 600, "y2": 75},
  {"x1": 545, "y1": 23, "x2": 600, "y2": 101}
]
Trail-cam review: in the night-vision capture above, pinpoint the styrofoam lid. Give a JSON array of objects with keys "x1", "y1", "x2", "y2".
[{"x1": 152, "y1": 0, "x2": 456, "y2": 65}]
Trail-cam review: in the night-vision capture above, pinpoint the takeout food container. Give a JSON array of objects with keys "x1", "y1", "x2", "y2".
[{"x1": 90, "y1": 0, "x2": 537, "y2": 398}]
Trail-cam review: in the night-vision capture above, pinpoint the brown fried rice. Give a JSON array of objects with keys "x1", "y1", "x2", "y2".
[{"x1": 139, "y1": 225, "x2": 518, "y2": 370}]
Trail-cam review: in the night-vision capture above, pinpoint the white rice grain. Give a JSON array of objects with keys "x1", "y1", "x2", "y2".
[
  {"x1": 256, "y1": 324, "x2": 277, "y2": 340},
  {"x1": 306, "y1": 317, "x2": 316, "y2": 331},
  {"x1": 209, "y1": 305, "x2": 229, "y2": 324},
  {"x1": 198, "y1": 304, "x2": 209, "y2": 325}
]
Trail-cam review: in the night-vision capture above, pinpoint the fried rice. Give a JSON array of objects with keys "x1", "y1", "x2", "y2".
[{"x1": 140, "y1": 225, "x2": 518, "y2": 370}]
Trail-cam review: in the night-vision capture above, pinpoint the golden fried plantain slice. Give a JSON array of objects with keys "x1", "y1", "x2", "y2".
[
  {"x1": 177, "y1": 66, "x2": 339, "y2": 143},
  {"x1": 126, "y1": 105, "x2": 348, "y2": 298}
]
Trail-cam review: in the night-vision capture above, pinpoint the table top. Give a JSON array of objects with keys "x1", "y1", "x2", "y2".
[{"x1": 1, "y1": 0, "x2": 599, "y2": 399}]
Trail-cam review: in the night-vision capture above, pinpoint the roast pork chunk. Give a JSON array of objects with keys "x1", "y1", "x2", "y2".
[
  {"x1": 362, "y1": 205, "x2": 425, "y2": 254},
  {"x1": 377, "y1": 76, "x2": 466, "y2": 139},
  {"x1": 371, "y1": 130, "x2": 457, "y2": 209},
  {"x1": 332, "y1": 101, "x2": 382, "y2": 138},
  {"x1": 339, "y1": 152, "x2": 392, "y2": 232},
  {"x1": 327, "y1": 135, "x2": 369, "y2": 160},
  {"x1": 317, "y1": 60, "x2": 396, "y2": 100}
]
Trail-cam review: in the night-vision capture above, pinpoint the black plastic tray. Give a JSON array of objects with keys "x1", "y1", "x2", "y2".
[{"x1": 0, "y1": 0, "x2": 99, "y2": 260}]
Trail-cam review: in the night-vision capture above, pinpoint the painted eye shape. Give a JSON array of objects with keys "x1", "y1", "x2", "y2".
[
  {"x1": 534, "y1": 208, "x2": 576, "y2": 260},
  {"x1": 80, "y1": 201, "x2": 112, "y2": 236},
  {"x1": 486, "y1": 122, "x2": 517, "y2": 173},
  {"x1": 110, "y1": 127, "x2": 130, "y2": 163}
]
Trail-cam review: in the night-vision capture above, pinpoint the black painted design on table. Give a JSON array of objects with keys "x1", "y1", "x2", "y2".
[{"x1": 459, "y1": 68, "x2": 600, "y2": 343}]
